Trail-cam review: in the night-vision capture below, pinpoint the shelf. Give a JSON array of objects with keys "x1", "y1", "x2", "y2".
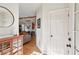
[
  {"x1": 12, "y1": 49, "x2": 22, "y2": 55},
  {"x1": 2, "y1": 48, "x2": 12, "y2": 55},
  {"x1": 0, "y1": 35, "x2": 23, "y2": 55}
]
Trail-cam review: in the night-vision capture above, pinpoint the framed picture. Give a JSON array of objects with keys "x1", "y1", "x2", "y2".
[{"x1": 37, "y1": 18, "x2": 41, "y2": 28}]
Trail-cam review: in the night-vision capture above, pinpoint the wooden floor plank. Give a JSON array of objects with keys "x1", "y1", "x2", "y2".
[{"x1": 23, "y1": 36, "x2": 40, "y2": 55}]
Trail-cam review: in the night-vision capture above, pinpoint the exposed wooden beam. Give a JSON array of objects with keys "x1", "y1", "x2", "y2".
[{"x1": 19, "y1": 16, "x2": 36, "y2": 19}]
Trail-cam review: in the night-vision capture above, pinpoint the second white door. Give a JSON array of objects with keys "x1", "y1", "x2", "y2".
[{"x1": 49, "y1": 9, "x2": 69, "y2": 55}]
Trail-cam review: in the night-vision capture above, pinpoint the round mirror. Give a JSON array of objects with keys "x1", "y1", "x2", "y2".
[{"x1": 0, "y1": 6, "x2": 14, "y2": 27}]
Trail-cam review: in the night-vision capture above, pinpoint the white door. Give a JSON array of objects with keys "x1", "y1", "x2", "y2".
[{"x1": 49, "y1": 9, "x2": 69, "y2": 55}]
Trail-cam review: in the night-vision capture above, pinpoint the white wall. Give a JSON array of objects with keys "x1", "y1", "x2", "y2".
[
  {"x1": 19, "y1": 3, "x2": 41, "y2": 17},
  {"x1": 36, "y1": 5, "x2": 43, "y2": 50},
  {"x1": 0, "y1": 3, "x2": 19, "y2": 37}
]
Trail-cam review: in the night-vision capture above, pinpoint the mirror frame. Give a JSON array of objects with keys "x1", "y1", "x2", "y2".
[{"x1": 0, "y1": 6, "x2": 15, "y2": 28}]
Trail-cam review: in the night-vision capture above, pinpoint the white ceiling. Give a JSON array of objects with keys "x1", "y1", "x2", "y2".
[{"x1": 19, "y1": 3, "x2": 41, "y2": 17}]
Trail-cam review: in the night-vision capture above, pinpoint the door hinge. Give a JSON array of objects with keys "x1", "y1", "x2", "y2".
[
  {"x1": 68, "y1": 13, "x2": 69, "y2": 17},
  {"x1": 68, "y1": 50, "x2": 69, "y2": 54},
  {"x1": 68, "y1": 32, "x2": 69, "y2": 36}
]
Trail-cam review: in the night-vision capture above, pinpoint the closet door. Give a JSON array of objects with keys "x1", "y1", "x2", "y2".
[{"x1": 49, "y1": 9, "x2": 69, "y2": 55}]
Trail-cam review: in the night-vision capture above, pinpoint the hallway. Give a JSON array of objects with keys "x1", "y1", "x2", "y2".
[{"x1": 23, "y1": 36, "x2": 41, "y2": 55}]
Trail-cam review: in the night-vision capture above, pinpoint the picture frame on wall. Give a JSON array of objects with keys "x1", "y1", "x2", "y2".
[{"x1": 37, "y1": 18, "x2": 41, "y2": 29}]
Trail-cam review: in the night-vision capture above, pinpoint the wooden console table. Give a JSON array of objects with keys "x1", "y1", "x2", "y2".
[{"x1": 0, "y1": 35, "x2": 23, "y2": 55}]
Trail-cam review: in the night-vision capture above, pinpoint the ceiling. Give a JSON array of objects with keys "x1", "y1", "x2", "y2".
[{"x1": 19, "y1": 3, "x2": 41, "y2": 17}]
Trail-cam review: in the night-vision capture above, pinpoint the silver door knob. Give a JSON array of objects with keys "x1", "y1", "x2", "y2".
[{"x1": 50, "y1": 35, "x2": 53, "y2": 37}]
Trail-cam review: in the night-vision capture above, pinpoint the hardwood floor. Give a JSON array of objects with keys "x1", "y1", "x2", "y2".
[{"x1": 23, "y1": 35, "x2": 40, "y2": 55}]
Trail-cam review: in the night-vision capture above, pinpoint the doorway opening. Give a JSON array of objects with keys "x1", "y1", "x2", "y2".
[{"x1": 19, "y1": 16, "x2": 41, "y2": 55}]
